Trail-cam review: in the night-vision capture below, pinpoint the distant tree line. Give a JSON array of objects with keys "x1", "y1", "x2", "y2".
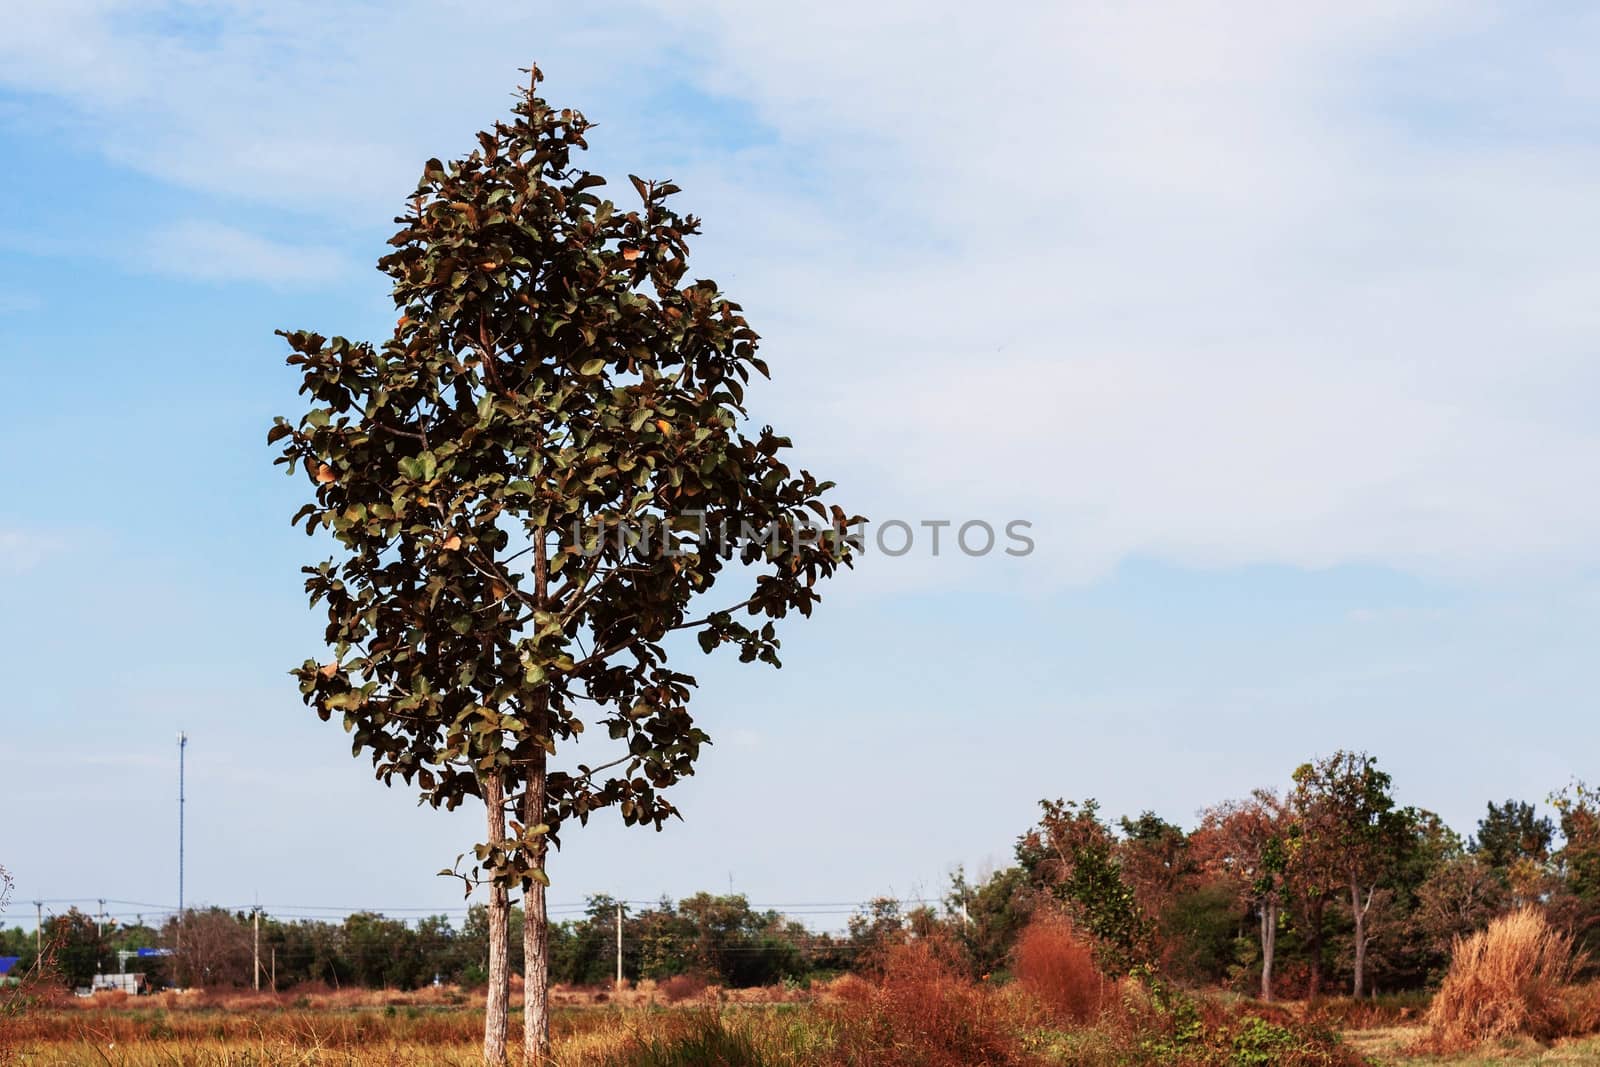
[
  {"x1": 0, "y1": 892, "x2": 867, "y2": 992},
  {"x1": 8, "y1": 751, "x2": 1600, "y2": 998}
]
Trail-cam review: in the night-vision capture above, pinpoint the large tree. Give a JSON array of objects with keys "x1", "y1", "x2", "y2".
[
  {"x1": 1288, "y1": 750, "x2": 1403, "y2": 999},
  {"x1": 1194, "y1": 790, "x2": 1287, "y2": 1001},
  {"x1": 274, "y1": 66, "x2": 858, "y2": 1065}
]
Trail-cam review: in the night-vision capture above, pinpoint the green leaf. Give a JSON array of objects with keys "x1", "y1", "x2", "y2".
[{"x1": 580, "y1": 358, "x2": 606, "y2": 376}]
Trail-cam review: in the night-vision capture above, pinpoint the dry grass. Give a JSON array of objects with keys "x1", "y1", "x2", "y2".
[
  {"x1": 1423, "y1": 907, "x2": 1589, "y2": 1052},
  {"x1": 1352, "y1": 1025, "x2": 1600, "y2": 1065},
  {"x1": 0, "y1": 957, "x2": 1367, "y2": 1067}
]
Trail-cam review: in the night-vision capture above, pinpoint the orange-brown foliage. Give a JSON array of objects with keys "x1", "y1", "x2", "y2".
[
  {"x1": 1013, "y1": 915, "x2": 1106, "y2": 1025},
  {"x1": 660, "y1": 973, "x2": 709, "y2": 1004},
  {"x1": 827, "y1": 934, "x2": 1026, "y2": 1067}
]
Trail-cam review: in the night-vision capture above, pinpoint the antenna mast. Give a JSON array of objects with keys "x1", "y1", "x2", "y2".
[{"x1": 178, "y1": 732, "x2": 188, "y2": 917}]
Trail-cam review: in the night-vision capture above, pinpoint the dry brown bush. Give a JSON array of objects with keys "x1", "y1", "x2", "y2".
[
  {"x1": 826, "y1": 934, "x2": 1027, "y2": 1067},
  {"x1": 1424, "y1": 907, "x2": 1584, "y2": 1051},
  {"x1": 659, "y1": 973, "x2": 709, "y2": 1004},
  {"x1": 1013, "y1": 915, "x2": 1106, "y2": 1025}
]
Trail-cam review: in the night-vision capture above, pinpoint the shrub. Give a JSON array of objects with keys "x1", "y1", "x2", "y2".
[
  {"x1": 660, "y1": 973, "x2": 710, "y2": 1005},
  {"x1": 1113, "y1": 977, "x2": 1362, "y2": 1067},
  {"x1": 827, "y1": 935, "x2": 1023, "y2": 1067},
  {"x1": 1423, "y1": 906, "x2": 1590, "y2": 1051},
  {"x1": 1013, "y1": 915, "x2": 1106, "y2": 1025}
]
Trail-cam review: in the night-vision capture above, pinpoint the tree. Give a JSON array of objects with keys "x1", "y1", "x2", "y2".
[
  {"x1": 1551, "y1": 783, "x2": 1600, "y2": 898},
  {"x1": 1194, "y1": 791, "x2": 1287, "y2": 1000},
  {"x1": 846, "y1": 897, "x2": 908, "y2": 974},
  {"x1": 166, "y1": 909, "x2": 252, "y2": 988},
  {"x1": 1471, "y1": 799, "x2": 1555, "y2": 871},
  {"x1": 1410, "y1": 854, "x2": 1504, "y2": 977},
  {"x1": 1116, "y1": 811, "x2": 1196, "y2": 922},
  {"x1": 1472, "y1": 799, "x2": 1557, "y2": 905},
  {"x1": 1288, "y1": 751, "x2": 1403, "y2": 998},
  {"x1": 273, "y1": 65, "x2": 858, "y2": 1065},
  {"x1": 1020, "y1": 799, "x2": 1149, "y2": 974},
  {"x1": 1358, "y1": 808, "x2": 1458, "y2": 991},
  {"x1": 945, "y1": 865, "x2": 1032, "y2": 976},
  {"x1": 46, "y1": 909, "x2": 105, "y2": 990}
]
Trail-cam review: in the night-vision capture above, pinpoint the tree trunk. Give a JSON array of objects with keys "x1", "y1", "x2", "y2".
[
  {"x1": 483, "y1": 771, "x2": 510, "y2": 1066},
  {"x1": 1305, "y1": 896, "x2": 1325, "y2": 1000},
  {"x1": 521, "y1": 750, "x2": 550, "y2": 1065},
  {"x1": 522, "y1": 540, "x2": 552, "y2": 1066},
  {"x1": 1350, "y1": 878, "x2": 1369, "y2": 999},
  {"x1": 1259, "y1": 898, "x2": 1277, "y2": 1002}
]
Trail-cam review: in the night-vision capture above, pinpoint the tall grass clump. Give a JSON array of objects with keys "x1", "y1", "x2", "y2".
[
  {"x1": 829, "y1": 935, "x2": 1025, "y2": 1067},
  {"x1": 600, "y1": 1011, "x2": 765, "y2": 1067},
  {"x1": 1424, "y1": 906, "x2": 1584, "y2": 1050},
  {"x1": 1013, "y1": 915, "x2": 1106, "y2": 1025}
]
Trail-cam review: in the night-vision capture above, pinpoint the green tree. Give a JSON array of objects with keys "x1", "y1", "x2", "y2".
[
  {"x1": 1288, "y1": 751, "x2": 1404, "y2": 998},
  {"x1": 1357, "y1": 808, "x2": 1458, "y2": 991},
  {"x1": 1021, "y1": 798, "x2": 1150, "y2": 975},
  {"x1": 273, "y1": 65, "x2": 857, "y2": 1064},
  {"x1": 1472, "y1": 799, "x2": 1556, "y2": 903},
  {"x1": 46, "y1": 909, "x2": 104, "y2": 990},
  {"x1": 1472, "y1": 799, "x2": 1555, "y2": 870},
  {"x1": 945, "y1": 865, "x2": 1032, "y2": 977},
  {"x1": 675, "y1": 893, "x2": 804, "y2": 986}
]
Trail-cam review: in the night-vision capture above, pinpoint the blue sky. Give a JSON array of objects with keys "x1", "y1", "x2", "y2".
[{"x1": 3, "y1": 1, "x2": 1598, "y2": 933}]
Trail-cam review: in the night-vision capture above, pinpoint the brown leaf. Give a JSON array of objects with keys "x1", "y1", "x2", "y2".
[
  {"x1": 315, "y1": 464, "x2": 336, "y2": 484},
  {"x1": 442, "y1": 534, "x2": 462, "y2": 551}
]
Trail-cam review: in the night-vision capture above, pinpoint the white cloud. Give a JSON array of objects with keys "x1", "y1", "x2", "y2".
[
  {"x1": 5, "y1": 0, "x2": 1600, "y2": 583},
  {"x1": 646, "y1": 0, "x2": 1600, "y2": 583},
  {"x1": 140, "y1": 219, "x2": 348, "y2": 285}
]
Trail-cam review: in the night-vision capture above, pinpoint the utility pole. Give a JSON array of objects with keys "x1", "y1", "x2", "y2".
[
  {"x1": 177, "y1": 732, "x2": 187, "y2": 918},
  {"x1": 253, "y1": 909, "x2": 261, "y2": 991},
  {"x1": 270, "y1": 947, "x2": 276, "y2": 993},
  {"x1": 97, "y1": 898, "x2": 106, "y2": 977},
  {"x1": 615, "y1": 899, "x2": 623, "y2": 988},
  {"x1": 34, "y1": 901, "x2": 42, "y2": 958},
  {"x1": 177, "y1": 731, "x2": 187, "y2": 988}
]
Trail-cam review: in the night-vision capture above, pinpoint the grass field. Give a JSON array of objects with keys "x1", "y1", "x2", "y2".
[
  {"x1": 10, "y1": 986, "x2": 1600, "y2": 1067},
  {"x1": 9, "y1": 937, "x2": 1600, "y2": 1067},
  {"x1": 9, "y1": 1004, "x2": 1600, "y2": 1062},
  {"x1": 15, "y1": 1005, "x2": 1600, "y2": 1065}
]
